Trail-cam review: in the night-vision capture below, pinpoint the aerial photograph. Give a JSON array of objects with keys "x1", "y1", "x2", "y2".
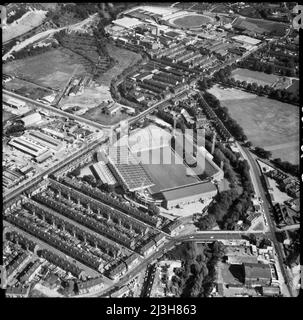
[{"x1": 2, "y1": 2, "x2": 300, "y2": 300}]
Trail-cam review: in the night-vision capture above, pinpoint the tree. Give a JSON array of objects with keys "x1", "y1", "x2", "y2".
[
  {"x1": 70, "y1": 167, "x2": 81, "y2": 177},
  {"x1": 148, "y1": 203, "x2": 160, "y2": 215},
  {"x1": 82, "y1": 175, "x2": 96, "y2": 186},
  {"x1": 244, "y1": 141, "x2": 252, "y2": 148}
]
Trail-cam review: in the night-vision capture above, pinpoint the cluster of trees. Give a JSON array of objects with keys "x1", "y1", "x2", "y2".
[
  {"x1": 157, "y1": 110, "x2": 186, "y2": 132},
  {"x1": 148, "y1": 203, "x2": 160, "y2": 216},
  {"x1": 212, "y1": 62, "x2": 299, "y2": 105},
  {"x1": 6, "y1": 41, "x2": 59, "y2": 62},
  {"x1": 253, "y1": 147, "x2": 272, "y2": 159},
  {"x1": 203, "y1": 92, "x2": 247, "y2": 141},
  {"x1": 5, "y1": 123, "x2": 25, "y2": 137},
  {"x1": 6, "y1": 7, "x2": 28, "y2": 24},
  {"x1": 285, "y1": 230, "x2": 300, "y2": 266},
  {"x1": 167, "y1": 241, "x2": 225, "y2": 297},
  {"x1": 196, "y1": 136, "x2": 254, "y2": 230},
  {"x1": 271, "y1": 158, "x2": 299, "y2": 177},
  {"x1": 238, "y1": 56, "x2": 296, "y2": 77}
]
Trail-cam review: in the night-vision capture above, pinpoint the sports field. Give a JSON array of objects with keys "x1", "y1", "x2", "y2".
[
  {"x1": 142, "y1": 146, "x2": 201, "y2": 194},
  {"x1": 208, "y1": 85, "x2": 300, "y2": 164},
  {"x1": 3, "y1": 48, "x2": 87, "y2": 90},
  {"x1": 231, "y1": 68, "x2": 279, "y2": 87},
  {"x1": 171, "y1": 14, "x2": 213, "y2": 29},
  {"x1": 233, "y1": 17, "x2": 287, "y2": 36}
]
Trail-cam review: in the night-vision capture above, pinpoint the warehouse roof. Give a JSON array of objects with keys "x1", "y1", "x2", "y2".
[
  {"x1": 113, "y1": 17, "x2": 143, "y2": 29},
  {"x1": 162, "y1": 182, "x2": 217, "y2": 201},
  {"x1": 232, "y1": 35, "x2": 261, "y2": 45}
]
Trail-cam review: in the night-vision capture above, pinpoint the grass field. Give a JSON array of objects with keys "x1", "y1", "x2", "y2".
[
  {"x1": 3, "y1": 48, "x2": 87, "y2": 90},
  {"x1": 208, "y1": 85, "x2": 299, "y2": 164},
  {"x1": 4, "y1": 78, "x2": 53, "y2": 100},
  {"x1": 95, "y1": 43, "x2": 141, "y2": 87},
  {"x1": 2, "y1": 110, "x2": 16, "y2": 123},
  {"x1": 142, "y1": 146, "x2": 201, "y2": 194},
  {"x1": 231, "y1": 68, "x2": 279, "y2": 87},
  {"x1": 286, "y1": 79, "x2": 299, "y2": 95},
  {"x1": 172, "y1": 14, "x2": 213, "y2": 28},
  {"x1": 233, "y1": 17, "x2": 287, "y2": 36}
]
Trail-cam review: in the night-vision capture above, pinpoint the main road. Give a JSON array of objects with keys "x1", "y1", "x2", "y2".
[
  {"x1": 3, "y1": 135, "x2": 108, "y2": 205},
  {"x1": 98, "y1": 230, "x2": 267, "y2": 297},
  {"x1": 236, "y1": 143, "x2": 294, "y2": 296}
]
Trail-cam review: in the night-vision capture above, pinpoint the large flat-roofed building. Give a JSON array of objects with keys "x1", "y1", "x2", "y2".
[
  {"x1": 21, "y1": 112, "x2": 42, "y2": 127},
  {"x1": 8, "y1": 136, "x2": 48, "y2": 157},
  {"x1": 28, "y1": 131, "x2": 62, "y2": 151},
  {"x1": 35, "y1": 150, "x2": 53, "y2": 163},
  {"x1": 3, "y1": 95, "x2": 26, "y2": 109},
  {"x1": 91, "y1": 162, "x2": 117, "y2": 186},
  {"x1": 232, "y1": 35, "x2": 261, "y2": 46},
  {"x1": 243, "y1": 263, "x2": 271, "y2": 287},
  {"x1": 162, "y1": 181, "x2": 217, "y2": 209},
  {"x1": 113, "y1": 17, "x2": 143, "y2": 29}
]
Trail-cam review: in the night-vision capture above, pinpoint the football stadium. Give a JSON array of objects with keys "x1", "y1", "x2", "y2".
[
  {"x1": 108, "y1": 125, "x2": 223, "y2": 209},
  {"x1": 169, "y1": 13, "x2": 214, "y2": 30}
]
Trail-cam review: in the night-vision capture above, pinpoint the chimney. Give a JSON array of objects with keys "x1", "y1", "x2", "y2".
[
  {"x1": 220, "y1": 160, "x2": 224, "y2": 170},
  {"x1": 211, "y1": 131, "x2": 216, "y2": 154}
]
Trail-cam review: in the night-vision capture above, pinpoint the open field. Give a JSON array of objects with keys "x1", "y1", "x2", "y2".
[
  {"x1": 286, "y1": 79, "x2": 299, "y2": 95},
  {"x1": 233, "y1": 17, "x2": 287, "y2": 36},
  {"x1": 61, "y1": 85, "x2": 113, "y2": 109},
  {"x1": 208, "y1": 85, "x2": 299, "y2": 164},
  {"x1": 82, "y1": 105, "x2": 129, "y2": 126},
  {"x1": 2, "y1": 110, "x2": 17, "y2": 123},
  {"x1": 4, "y1": 78, "x2": 54, "y2": 100},
  {"x1": 172, "y1": 14, "x2": 213, "y2": 28},
  {"x1": 231, "y1": 68, "x2": 280, "y2": 87},
  {"x1": 95, "y1": 44, "x2": 141, "y2": 87},
  {"x1": 3, "y1": 9, "x2": 47, "y2": 43},
  {"x1": 3, "y1": 48, "x2": 87, "y2": 90}
]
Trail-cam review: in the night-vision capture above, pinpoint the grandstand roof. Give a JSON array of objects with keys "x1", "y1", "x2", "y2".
[
  {"x1": 108, "y1": 146, "x2": 155, "y2": 192},
  {"x1": 162, "y1": 182, "x2": 217, "y2": 201}
]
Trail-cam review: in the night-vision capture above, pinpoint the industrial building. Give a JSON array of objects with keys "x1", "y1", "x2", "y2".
[
  {"x1": 232, "y1": 35, "x2": 261, "y2": 46},
  {"x1": 162, "y1": 181, "x2": 217, "y2": 210},
  {"x1": 91, "y1": 162, "x2": 117, "y2": 186},
  {"x1": 3, "y1": 95, "x2": 26, "y2": 109},
  {"x1": 113, "y1": 17, "x2": 143, "y2": 29},
  {"x1": 8, "y1": 136, "x2": 48, "y2": 157},
  {"x1": 21, "y1": 113, "x2": 42, "y2": 127},
  {"x1": 28, "y1": 131, "x2": 62, "y2": 151}
]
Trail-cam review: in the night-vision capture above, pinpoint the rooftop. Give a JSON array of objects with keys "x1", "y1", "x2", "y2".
[{"x1": 162, "y1": 181, "x2": 217, "y2": 201}]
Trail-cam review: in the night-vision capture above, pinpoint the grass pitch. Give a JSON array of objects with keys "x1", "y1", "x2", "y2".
[
  {"x1": 172, "y1": 14, "x2": 213, "y2": 28},
  {"x1": 3, "y1": 48, "x2": 87, "y2": 90},
  {"x1": 231, "y1": 68, "x2": 279, "y2": 87},
  {"x1": 208, "y1": 85, "x2": 299, "y2": 164}
]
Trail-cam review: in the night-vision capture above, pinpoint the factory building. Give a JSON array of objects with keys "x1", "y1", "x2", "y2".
[
  {"x1": 91, "y1": 162, "x2": 117, "y2": 186},
  {"x1": 28, "y1": 131, "x2": 62, "y2": 151},
  {"x1": 21, "y1": 113, "x2": 42, "y2": 127},
  {"x1": 8, "y1": 136, "x2": 48, "y2": 157},
  {"x1": 3, "y1": 95, "x2": 26, "y2": 109}
]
